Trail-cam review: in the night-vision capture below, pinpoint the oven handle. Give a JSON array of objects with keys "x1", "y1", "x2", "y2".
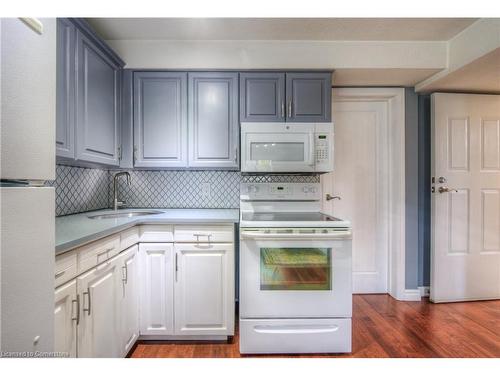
[
  {"x1": 240, "y1": 231, "x2": 351, "y2": 240},
  {"x1": 254, "y1": 324, "x2": 339, "y2": 334}
]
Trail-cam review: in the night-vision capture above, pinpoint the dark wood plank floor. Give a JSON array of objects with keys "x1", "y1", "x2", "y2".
[{"x1": 130, "y1": 295, "x2": 500, "y2": 358}]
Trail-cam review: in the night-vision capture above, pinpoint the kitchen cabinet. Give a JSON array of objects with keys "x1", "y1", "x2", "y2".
[
  {"x1": 240, "y1": 71, "x2": 331, "y2": 123},
  {"x1": 285, "y1": 72, "x2": 331, "y2": 122},
  {"x1": 188, "y1": 72, "x2": 239, "y2": 169},
  {"x1": 75, "y1": 29, "x2": 121, "y2": 166},
  {"x1": 239, "y1": 72, "x2": 285, "y2": 122},
  {"x1": 56, "y1": 18, "x2": 76, "y2": 159},
  {"x1": 118, "y1": 245, "x2": 140, "y2": 356},
  {"x1": 77, "y1": 256, "x2": 122, "y2": 358},
  {"x1": 54, "y1": 279, "x2": 77, "y2": 358},
  {"x1": 133, "y1": 72, "x2": 188, "y2": 168},
  {"x1": 56, "y1": 18, "x2": 124, "y2": 167},
  {"x1": 174, "y1": 243, "x2": 234, "y2": 336},
  {"x1": 139, "y1": 243, "x2": 175, "y2": 336}
]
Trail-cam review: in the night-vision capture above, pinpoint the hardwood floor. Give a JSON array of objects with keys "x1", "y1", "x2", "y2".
[{"x1": 130, "y1": 294, "x2": 500, "y2": 358}]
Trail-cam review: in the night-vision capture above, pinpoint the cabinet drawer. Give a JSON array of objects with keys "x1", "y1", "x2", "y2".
[
  {"x1": 55, "y1": 251, "x2": 78, "y2": 288},
  {"x1": 120, "y1": 226, "x2": 139, "y2": 251},
  {"x1": 77, "y1": 235, "x2": 120, "y2": 273},
  {"x1": 139, "y1": 225, "x2": 174, "y2": 242},
  {"x1": 174, "y1": 225, "x2": 234, "y2": 243}
]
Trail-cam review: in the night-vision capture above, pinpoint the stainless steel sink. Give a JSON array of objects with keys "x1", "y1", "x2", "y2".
[{"x1": 87, "y1": 210, "x2": 162, "y2": 220}]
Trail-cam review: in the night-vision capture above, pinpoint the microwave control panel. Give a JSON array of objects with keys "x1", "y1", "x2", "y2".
[{"x1": 315, "y1": 133, "x2": 331, "y2": 168}]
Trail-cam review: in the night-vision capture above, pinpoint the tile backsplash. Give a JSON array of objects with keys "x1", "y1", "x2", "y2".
[
  {"x1": 48, "y1": 165, "x2": 110, "y2": 216},
  {"x1": 52, "y1": 165, "x2": 320, "y2": 216}
]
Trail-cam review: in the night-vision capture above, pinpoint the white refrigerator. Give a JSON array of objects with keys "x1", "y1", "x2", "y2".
[{"x1": 1, "y1": 18, "x2": 56, "y2": 353}]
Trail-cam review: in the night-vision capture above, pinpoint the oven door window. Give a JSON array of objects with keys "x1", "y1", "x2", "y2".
[{"x1": 260, "y1": 248, "x2": 332, "y2": 290}]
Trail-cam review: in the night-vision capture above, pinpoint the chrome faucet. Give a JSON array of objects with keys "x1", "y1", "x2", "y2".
[{"x1": 113, "y1": 171, "x2": 131, "y2": 210}]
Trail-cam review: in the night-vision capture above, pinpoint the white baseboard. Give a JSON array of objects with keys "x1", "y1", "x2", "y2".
[
  {"x1": 400, "y1": 289, "x2": 422, "y2": 301},
  {"x1": 419, "y1": 286, "x2": 430, "y2": 297}
]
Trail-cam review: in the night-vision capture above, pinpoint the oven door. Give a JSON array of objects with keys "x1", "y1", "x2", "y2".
[
  {"x1": 241, "y1": 130, "x2": 315, "y2": 172},
  {"x1": 240, "y1": 228, "x2": 352, "y2": 319}
]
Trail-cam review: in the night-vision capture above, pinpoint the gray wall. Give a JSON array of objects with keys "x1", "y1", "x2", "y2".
[{"x1": 405, "y1": 88, "x2": 431, "y2": 289}]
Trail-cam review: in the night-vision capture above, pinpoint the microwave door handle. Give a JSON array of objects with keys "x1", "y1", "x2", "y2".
[{"x1": 309, "y1": 133, "x2": 315, "y2": 166}]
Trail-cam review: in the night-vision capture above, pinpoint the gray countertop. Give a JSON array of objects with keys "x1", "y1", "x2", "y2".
[{"x1": 56, "y1": 208, "x2": 240, "y2": 255}]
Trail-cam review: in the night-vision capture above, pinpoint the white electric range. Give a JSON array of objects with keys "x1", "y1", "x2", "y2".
[{"x1": 239, "y1": 182, "x2": 353, "y2": 354}]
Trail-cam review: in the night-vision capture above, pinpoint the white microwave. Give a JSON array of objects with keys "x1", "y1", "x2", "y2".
[{"x1": 241, "y1": 122, "x2": 334, "y2": 173}]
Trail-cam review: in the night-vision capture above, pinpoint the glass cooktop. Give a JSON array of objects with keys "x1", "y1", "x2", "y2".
[{"x1": 241, "y1": 212, "x2": 342, "y2": 222}]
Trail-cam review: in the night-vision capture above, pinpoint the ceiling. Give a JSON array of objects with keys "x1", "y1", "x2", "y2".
[
  {"x1": 87, "y1": 18, "x2": 476, "y2": 41},
  {"x1": 418, "y1": 48, "x2": 500, "y2": 93}
]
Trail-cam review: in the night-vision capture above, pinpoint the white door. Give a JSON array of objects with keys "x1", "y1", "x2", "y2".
[
  {"x1": 54, "y1": 279, "x2": 77, "y2": 357},
  {"x1": 431, "y1": 93, "x2": 500, "y2": 303},
  {"x1": 77, "y1": 258, "x2": 121, "y2": 357},
  {"x1": 139, "y1": 243, "x2": 174, "y2": 336},
  {"x1": 174, "y1": 243, "x2": 234, "y2": 336},
  {"x1": 322, "y1": 100, "x2": 389, "y2": 293},
  {"x1": 118, "y1": 245, "x2": 139, "y2": 356}
]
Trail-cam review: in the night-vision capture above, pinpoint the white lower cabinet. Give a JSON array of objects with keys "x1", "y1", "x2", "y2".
[
  {"x1": 77, "y1": 257, "x2": 122, "y2": 358},
  {"x1": 139, "y1": 243, "x2": 175, "y2": 336},
  {"x1": 54, "y1": 279, "x2": 77, "y2": 357},
  {"x1": 118, "y1": 245, "x2": 140, "y2": 356},
  {"x1": 54, "y1": 224, "x2": 235, "y2": 357},
  {"x1": 174, "y1": 243, "x2": 234, "y2": 336}
]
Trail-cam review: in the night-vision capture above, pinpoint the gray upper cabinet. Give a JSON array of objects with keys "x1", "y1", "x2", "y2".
[
  {"x1": 56, "y1": 18, "x2": 76, "y2": 160},
  {"x1": 285, "y1": 72, "x2": 332, "y2": 122},
  {"x1": 239, "y1": 72, "x2": 285, "y2": 122},
  {"x1": 75, "y1": 29, "x2": 121, "y2": 166},
  {"x1": 188, "y1": 72, "x2": 239, "y2": 169},
  {"x1": 133, "y1": 72, "x2": 188, "y2": 168}
]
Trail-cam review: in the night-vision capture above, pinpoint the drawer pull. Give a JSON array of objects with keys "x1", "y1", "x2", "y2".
[
  {"x1": 55, "y1": 270, "x2": 65, "y2": 279},
  {"x1": 193, "y1": 233, "x2": 212, "y2": 242},
  {"x1": 96, "y1": 248, "x2": 113, "y2": 260}
]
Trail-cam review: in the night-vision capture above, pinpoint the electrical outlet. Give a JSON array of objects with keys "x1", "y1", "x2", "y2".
[{"x1": 201, "y1": 182, "x2": 211, "y2": 197}]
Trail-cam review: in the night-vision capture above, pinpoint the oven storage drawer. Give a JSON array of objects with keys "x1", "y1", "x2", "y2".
[{"x1": 239, "y1": 318, "x2": 351, "y2": 354}]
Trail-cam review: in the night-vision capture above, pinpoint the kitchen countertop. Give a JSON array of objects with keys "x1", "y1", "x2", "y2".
[{"x1": 56, "y1": 208, "x2": 240, "y2": 255}]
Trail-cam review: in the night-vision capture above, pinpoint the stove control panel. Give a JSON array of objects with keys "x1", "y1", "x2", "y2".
[{"x1": 241, "y1": 183, "x2": 321, "y2": 201}]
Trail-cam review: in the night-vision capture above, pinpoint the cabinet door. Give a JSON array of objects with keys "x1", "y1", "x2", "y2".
[
  {"x1": 119, "y1": 245, "x2": 140, "y2": 356},
  {"x1": 77, "y1": 258, "x2": 121, "y2": 358},
  {"x1": 139, "y1": 243, "x2": 174, "y2": 336},
  {"x1": 56, "y1": 18, "x2": 76, "y2": 160},
  {"x1": 134, "y1": 72, "x2": 188, "y2": 168},
  {"x1": 54, "y1": 279, "x2": 77, "y2": 358},
  {"x1": 240, "y1": 72, "x2": 285, "y2": 122},
  {"x1": 75, "y1": 29, "x2": 121, "y2": 166},
  {"x1": 174, "y1": 243, "x2": 234, "y2": 336},
  {"x1": 285, "y1": 72, "x2": 332, "y2": 122},
  {"x1": 188, "y1": 72, "x2": 239, "y2": 169}
]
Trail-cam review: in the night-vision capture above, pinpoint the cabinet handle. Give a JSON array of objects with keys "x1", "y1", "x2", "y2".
[
  {"x1": 55, "y1": 270, "x2": 65, "y2": 279},
  {"x1": 281, "y1": 101, "x2": 285, "y2": 118},
  {"x1": 122, "y1": 265, "x2": 128, "y2": 284},
  {"x1": 175, "y1": 253, "x2": 178, "y2": 282},
  {"x1": 234, "y1": 146, "x2": 238, "y2": 163},
  {"x1": 72, "y1": 294, "x2": 80, "y2": 325},
  {"x1": 83, "y1": 288, "x2": 91, "y2": 316},
  {"x1": 133, "y1": 146, "x2": 138, "y2": 163},
  {"x1": 193, "y1": 233, "x2": 212, "y2": 243},
  {"x1": 287, "y1": 100, "x2": 292, "y2": 118},
  {"x1": 97, "y1": 248, "x2": 112, "y2": 261}
]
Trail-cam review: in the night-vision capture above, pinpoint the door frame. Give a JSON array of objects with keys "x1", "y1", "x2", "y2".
[{"x1": 330, "y1": 87, "x2": 414, "y2": 301}]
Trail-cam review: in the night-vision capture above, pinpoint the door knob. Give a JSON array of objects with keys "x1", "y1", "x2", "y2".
[
  {"x1": 326, "y1": 194, "x2": 341, "y2": 201},
  {"x1": 438, "y1": 186, "x2": 458, "y2": 194}
]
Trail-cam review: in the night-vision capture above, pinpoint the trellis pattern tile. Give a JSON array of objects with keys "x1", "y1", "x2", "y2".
[
  {"x1": 109, "y1": 170, "x2": 241, "y2": 209},
  {"x1": 51, "y1": 165, "x2": 322, "y2": 216},
  {"x1": 47, "y1": 165, "x2": 109, "y2": 216},
  {"x1": 241, "y1": 175, "x2": 320, "y2": 183}
]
